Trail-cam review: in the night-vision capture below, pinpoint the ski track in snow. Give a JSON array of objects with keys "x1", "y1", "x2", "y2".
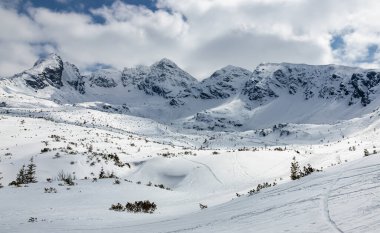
[
  {"x1": 233, "y1": 153, "x2": 254, "y2": 180},
  {"x1": 183, "y1": 158, "x2": 223, "y2": 185},
  {"x1": 1, "y1": 154, "x2": 380, "y2": 232},
  {"x1": 322, "y1": 170, "x2": 345, "y2": 233},
  {"x1": 321, "y1": 158, "x2": 373, "y2": 233}
]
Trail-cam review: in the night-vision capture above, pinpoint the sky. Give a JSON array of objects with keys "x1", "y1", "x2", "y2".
[{"x1": 1, "y1": 0, "x2": 380, "y2": 79}]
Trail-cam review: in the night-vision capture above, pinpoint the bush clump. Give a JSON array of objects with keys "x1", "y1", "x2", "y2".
[
  {"x1": 290, "y1": 157, "x2": 320, "y2": 180},
  {"x1": 99, "y1": 167, "x2": 117, "y2": 179},
  {"x1": 109, "y1": 200, "x2": 157, "y2": 214},
  {"x1": 199, "y1": 203, "x2": 208, "y2": 210},
  {"x1": 44, "y1": 187, "x2": 57, "y2": 193},
  {"x1": 110, "y1": 203, "x2": 124, "y2": 211},
  {"x1": 41, "y1": 148, "x2": 50, "y2": 153},
  {"x1": 126, "y1": 201, "x2": 157, "y2": 213},
  {"x1": 247, "y1": 181, "x2": 277, "y2": 195},
  {"x1": 56, "y1": 170, "x2": 75, "y2": 186}
]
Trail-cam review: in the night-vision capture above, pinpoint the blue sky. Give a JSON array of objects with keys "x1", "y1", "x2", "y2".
[
  {"x1": 18, "y1": 0, "x2": 156, "y2": 14},
  {"x1": 11, "y1": 0, "x2": 157, "y2": 24},
  {"x1": 0, "y1": 0, "x2": 380, "y2": 78}
]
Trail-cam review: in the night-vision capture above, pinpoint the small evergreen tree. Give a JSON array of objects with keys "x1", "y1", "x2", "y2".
[
  {"x1": 26, "y1": 157, "x2": 37, "y2": 183},
  {"x1": 290, "y1": 157, "x2": 301, "y2": 180},
  {"x1": 99, "y1": 167, "x2": 105, "y2": 179},
  {"x1": 0, "y1": 172, "x2": 3, "y2": 188},
  {"x1": 303, "y1": 164, "x2": 315, "y2": 176},
  {"x1": 364, "y1": 149, "x2": 369, "y2": 157},
  {"x1": 88, "y1": 144, "x2": 93, "y2": 153},
  {"x1": 16, "y1": 165, "x2": 26, "y2": 185}
]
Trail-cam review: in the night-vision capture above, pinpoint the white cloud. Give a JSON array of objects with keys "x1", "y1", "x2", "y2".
[
  {"x1": 0, "y1": 6, "x2": 44, "y2": 76},
  {"x1": 1, "y1": 0, "x2": 380, "y2": 78}
]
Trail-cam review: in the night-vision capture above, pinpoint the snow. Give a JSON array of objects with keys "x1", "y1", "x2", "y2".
[
  {"x1": 1, "y1": 127, "x2": 379, "y2": 233},
  {"x1": 1, "y1": 55, "x2": 380, "y2": 232},
  {"x1": 0, "y1": 107, "x2": 379, "y2": 232}
]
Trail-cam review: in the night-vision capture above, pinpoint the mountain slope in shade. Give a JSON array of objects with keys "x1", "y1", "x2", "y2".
[{"x1": 13, "y1": 54, "x2": 64, "y2": 89}]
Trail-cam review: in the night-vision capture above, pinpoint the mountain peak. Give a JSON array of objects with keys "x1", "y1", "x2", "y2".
[
  {"x1": 152, "y1": 58, "x2": 178, "y2": 70},
  {"x1": 196, "y1": 65, "x2": 252, "y2": 99},
  {"x1": 33, "y1": 53, "x2": 62, "y2": 68},
  {"x1": 18, "y1": 53, "x2": 65, "y2": 89},
  {"x1": 119, "y1": 58, "x2": 198, "y2": 98}
]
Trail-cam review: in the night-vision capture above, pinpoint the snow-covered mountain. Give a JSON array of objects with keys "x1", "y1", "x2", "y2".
[
  {"x1": 2, "y1": 53, "x2": 380, "y2": 131},
  {"x1": 10, "y1": 53, "x2": 65, "y2": 89},
  {"x1": 243, "y1": 62, "x2": 380, "y2": 106},
  {"x1": 2, "y1": 53, "x2": 380, "y2": 232},
  {"x1": 195, "y1": 65, "x2": 252, "y2": 99},
  {"x1": 122, "y1": 58, "x2": 198, "y2": 99}
]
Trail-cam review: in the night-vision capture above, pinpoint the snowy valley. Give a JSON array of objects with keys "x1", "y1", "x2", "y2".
[{"x1": 0, "y1": 54, "x2": 380, "y2": 232}]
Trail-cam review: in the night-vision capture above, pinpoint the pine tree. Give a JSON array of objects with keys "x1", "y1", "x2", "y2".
[
  {"x1": 16, "y1": 165, "x2": 26, "y2": 185},
  {"x1": 88, "y1": 144, "x2": 93, "y2": 153},
  {"x1": 364, "y1": 149, "x2": 370, "y2": 157},
  {"x1": 290, "y1": 157, "x2": 301, "y2": 180},
  {"x1": 0, "y1": 172, "x2": 3, "y2": 188},
  {"x1": 26, "y1": 157, "x2": 37, "y2": 183},
  {"x1": 99, "y1": 167, "x2": 105, "y2": 179},
  {"x1": 303, "y1": 164, "x2": 315, "y2": 176}
]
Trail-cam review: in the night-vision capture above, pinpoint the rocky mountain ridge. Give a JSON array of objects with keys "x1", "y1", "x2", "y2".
[
  {"x1": 2, "y1": 53, "x2": 380, "y2": 131},
  {"x1": 7, "y1": 53, "x2": 380, "y2": 108}
]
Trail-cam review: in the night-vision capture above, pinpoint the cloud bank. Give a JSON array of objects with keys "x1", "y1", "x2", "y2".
[{"x1": 1, "y1": 0, "x2": 380, "y2": 79}]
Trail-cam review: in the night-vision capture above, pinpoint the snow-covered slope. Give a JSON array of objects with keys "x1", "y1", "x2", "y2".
[
  {"x1": 1, "y1": 54, "x2": 380, "y2": 232},
  {"x1": 0, "y1": 110, "x2": 379, "y2": 232},
  {"x1": 118, "y1": 156, "x2": 380, "y2": 233},
  {"x1": 181, "y1": 63, "x2": 380, "y2": 131}
]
